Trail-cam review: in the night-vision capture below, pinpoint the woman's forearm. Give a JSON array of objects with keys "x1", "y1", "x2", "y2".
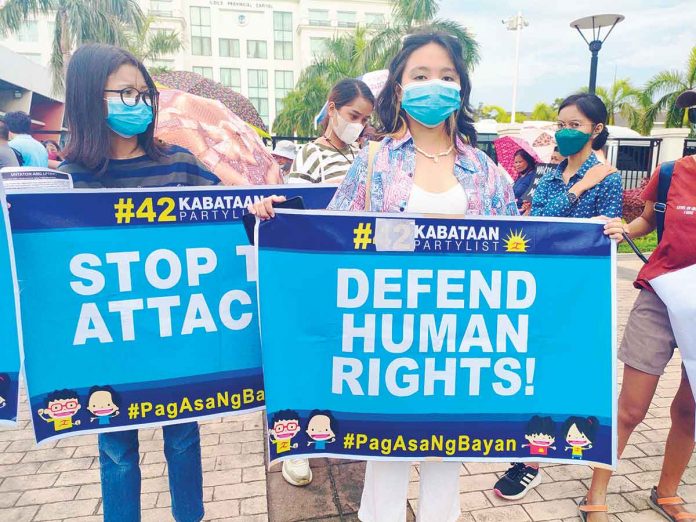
[{"x1": 626, "y1": 215, "x2": 654, "y2": 239}]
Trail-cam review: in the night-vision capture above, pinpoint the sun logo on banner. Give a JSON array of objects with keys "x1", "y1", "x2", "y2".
[{"x1": 503, "y1": 230, "x2": 530, "y2": 253}]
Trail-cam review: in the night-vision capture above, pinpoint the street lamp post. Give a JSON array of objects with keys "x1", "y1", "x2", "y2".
[
  {"x1": 503, "y1": 12, "x2": 528, "y2": 124},
  {"x1": 570, "y1": 14, "x2": 625, "y2": 95}
]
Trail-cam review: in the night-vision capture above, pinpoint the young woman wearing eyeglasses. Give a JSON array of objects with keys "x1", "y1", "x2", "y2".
[
  {"x1": 60, "y1": 43, "x2": 218, "y2": 190},
  {"x1": 530, "y1": 94, "x2": 622, "y2": 219},
  {"x1": 59, "y1": 43, "x2": 219, "y2": 522}
]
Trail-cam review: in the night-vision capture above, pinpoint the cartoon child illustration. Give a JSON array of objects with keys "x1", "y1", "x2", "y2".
[
  {"x1": 306, "y1": 410, "x2": 337, "y2": 450},
  {"x1": 86, "y1": 386, "x2": 120, "y2": 425},
  {"x1": 0, "y1": 373, "x2": 9, "y2": 410},
  {"x1": 521, "y1": 415, "x2": 556, "y2": 456},
  {"x1": 37, "y1": 389, "x2": 82, "y2": 431},
  {"x1": 269, "y1": 410, "x2": 301, "y2": 454},
  {"x1": 563, "y1": 416, "x2": 598, "y2": 459}
]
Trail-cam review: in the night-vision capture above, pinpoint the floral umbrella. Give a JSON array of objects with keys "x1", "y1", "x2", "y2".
[
  {"x1": 154, "y1": 71, "x2": 267, "y2": 132},
  {"x1": 156, "y1": 89, "x2": 281, "y2": 186},
  {"x1": 493, "y1": 136, "x2": 541, "y2": 180}
]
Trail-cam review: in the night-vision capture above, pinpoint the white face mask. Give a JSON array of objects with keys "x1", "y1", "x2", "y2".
[{"x1": 332, "y1": 111, "x2": 364, "y2": 145}]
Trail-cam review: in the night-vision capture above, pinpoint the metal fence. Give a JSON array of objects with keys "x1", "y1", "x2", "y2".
[
  {"x1": 605, "y1": 138, "x2": 662, "y2": 189},
  {"x1": 684, "y1": 138, "x2": 696, "y2": 157}
]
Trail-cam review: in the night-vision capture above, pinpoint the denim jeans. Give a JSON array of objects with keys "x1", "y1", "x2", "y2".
[{"x1": 98, "y1": 422, "x2": 203, "y2": 522}]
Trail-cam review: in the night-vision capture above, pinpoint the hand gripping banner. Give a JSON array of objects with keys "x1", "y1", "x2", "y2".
[
  {"x1": 257, "y1": 211, "x2": 617, "y2": 468},
  {"x1": 7, "y1": 186, "x2": 336, "y2": 443}
]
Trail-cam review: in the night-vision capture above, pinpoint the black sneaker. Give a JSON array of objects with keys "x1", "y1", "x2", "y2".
[{"x1": 493, "y1": 463, "x2": 541, "y2": 500}]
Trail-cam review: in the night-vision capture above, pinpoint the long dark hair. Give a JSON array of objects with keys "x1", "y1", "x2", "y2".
[
  {"x1": 515, "y1": 149, "x2": 537, "y2": 174},
  {"x1": 321, "y1": 78, "x2": 375, "y2": 131},
  {"x1": 64, "y1": 44, "x2": 164, "y2": 173},
  {"x1": 558, "y1": 93, "x2": 609, "y2": 151},
  {"x1": 376, "y1": 30, "x2": 477, "y2": 147}
]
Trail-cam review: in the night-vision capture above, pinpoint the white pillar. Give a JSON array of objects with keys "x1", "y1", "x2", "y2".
[{"x1": 511, "y1": 12, "x2": 522, "y2": 124}]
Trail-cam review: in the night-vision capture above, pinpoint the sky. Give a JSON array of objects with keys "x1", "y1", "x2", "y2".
[{"x1": 439, "y1": 0, "x2": 696, "y2": 112}]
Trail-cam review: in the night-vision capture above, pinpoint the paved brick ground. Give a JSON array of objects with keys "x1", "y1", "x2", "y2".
[{"x1": 2, "y1": 255, "x2": 695, "y2": 522}]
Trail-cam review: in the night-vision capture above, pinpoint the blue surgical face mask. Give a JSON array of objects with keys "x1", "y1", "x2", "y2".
[
  {"x1": 105, "y1": 97, "x2": 154, "y2": 138},
  {"x1": 400, "y1": 79, "x2": 462, "y2": 128}
]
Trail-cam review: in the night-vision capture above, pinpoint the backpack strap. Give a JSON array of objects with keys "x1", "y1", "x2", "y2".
[
  {"x1": 10, "y1": 147, "x2": 23, "y2": 166},
  {"x1": 654, "y1": 160, "x2": 675, "y2": 243},
  {"x1": 364, "y1": 140, "x2": 380, "y2": 211}
]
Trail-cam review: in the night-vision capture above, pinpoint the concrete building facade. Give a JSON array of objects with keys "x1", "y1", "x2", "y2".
[{"x1": 0, "y1": 0, "x2": 392, "y2": 129}]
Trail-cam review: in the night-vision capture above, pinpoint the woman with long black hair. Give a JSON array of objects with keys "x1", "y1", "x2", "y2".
[
  {"x1": 60, "y1": 43, "x2": 218, "y2": 522},
  {"x1": 251, "y1": 30, "x2": 517, "y2": 522}
]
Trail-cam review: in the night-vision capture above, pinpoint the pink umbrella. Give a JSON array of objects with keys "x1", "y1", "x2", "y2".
[
  {"x1": 494, "y1": 136, "x2": 541, "y2": 180},
  {"x1": 156, "y1": 89, "x2": 281, "y2": 186}
]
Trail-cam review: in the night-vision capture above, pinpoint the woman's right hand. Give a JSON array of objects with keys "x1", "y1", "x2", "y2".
[
  {"x1": 602, "y1": 217, "x2": 628, "y2": 242},
  {"x1": 247, "y1": 195, "x2": 286, "y2": 220}
]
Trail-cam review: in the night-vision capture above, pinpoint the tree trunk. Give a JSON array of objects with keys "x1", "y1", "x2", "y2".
[{"x1": 59, "y1": 11, "x2": 71, "y2": 82}]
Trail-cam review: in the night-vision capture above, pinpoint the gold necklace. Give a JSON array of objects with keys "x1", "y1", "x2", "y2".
[{"x1": 414, "y1": 144, "x2": 454, "y2": 163}]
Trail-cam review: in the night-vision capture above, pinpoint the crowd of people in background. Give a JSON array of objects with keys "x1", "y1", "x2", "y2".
[{"x1": 0, "y1": 22, "x2": 695, "y2": 522}]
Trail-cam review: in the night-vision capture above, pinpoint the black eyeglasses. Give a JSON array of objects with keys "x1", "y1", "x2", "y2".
[{"x1": 104, "y1": 87, "x2": 158, "y2": 107}]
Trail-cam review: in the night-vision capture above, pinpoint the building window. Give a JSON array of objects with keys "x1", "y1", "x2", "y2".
[
  {"x1": 18, "y1": 21, "x2": 39, "y2": 42},
  {"x1": 308, "y1": 9, "x2": 330, "y2": 27},
  {"x1": 190, "y1": 6, "x2": 212, "y2": 56},
  {"x1": 219, "y1": 38, "x2": 240, "y2": 58},
  {"x1": 309, "y1": 37, "x2": 329, "y2": 58},
  {"x1": 273, "y1": 12, "x2": 293, "y2": 60},
  {"x1": 337, "y1": 11, "x2": 356, "y2": 28},
  {"x1": 220, "y1": 68, "x2": 241, "y2": 91},
  {"x1": 248, "y1": 69, "x2": 269, "y2": 125},
  {"x1": 247, "y1": 40, "x2": 268, "y2": 59},
  {"x1": 365, "y1": 12, "x2": 386, "y2": 28},
  {"x1": 150, "y1": 0, "x2": 173, "y2": 17},
  {"x1": 192, "y1": 66, "x2": 213, "y2": 80},
  {"x1": 274, "y1": 70, "x2": 294, "y2": 113},
  {"x1": 152, "y1": 59, "x2": 175, "y2": 71}
]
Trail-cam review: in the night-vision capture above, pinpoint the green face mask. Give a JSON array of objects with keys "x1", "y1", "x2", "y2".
[{"x1": 555, "y1": 128, "x2": 592, "y2": 157}]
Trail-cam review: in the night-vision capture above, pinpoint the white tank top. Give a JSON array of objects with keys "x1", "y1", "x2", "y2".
[{"x1": 406, "y1": 183, "x2": 468, "y2": 215}]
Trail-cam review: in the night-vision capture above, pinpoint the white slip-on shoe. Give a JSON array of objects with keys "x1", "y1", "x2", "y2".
[{"x1": 281, "y1": 458, "x2": 313, "y2": 486}]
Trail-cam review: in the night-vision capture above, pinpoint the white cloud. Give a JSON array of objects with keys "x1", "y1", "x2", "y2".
[{"x1": 439, "y1": 0, "x2": 696, "y2": 111}]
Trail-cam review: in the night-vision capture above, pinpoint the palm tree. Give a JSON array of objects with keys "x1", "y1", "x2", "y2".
[
  {"x1": 366, "y1": 0, "x2": 479, "y2": 70},
  {"x1": 480, "y1": 105, "x2": 510, "y2": 123},
  {"x1": 273, "y1": 0, "x2": 480, "y2": 135},
  {"x1": 530, "y1": 102, "x2": 556, "y2": 121},
  {"x1": 124, "y1": 15, "x2": 183, "y2": 73},
  {"x1": 0, "y1": 0, "x2": 144, "y2": 92},
  {"x1": 593, "y1": 79, "x2": 644, "y2": 128},
  {"x1": 643, "y1": 45, "x2": 696, "y2": 130},
  {"x1": 273, "y1": 76, "x2": 331, "y2": 136},
  {"x1": 272, "y1": 28, "x2": 380, "y2": 136}
]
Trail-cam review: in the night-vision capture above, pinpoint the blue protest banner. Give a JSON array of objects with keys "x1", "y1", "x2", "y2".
[
  {"x1": 257, "y1": 211, "x2": 617, "y2": 468},
  {"x1": 7, "y1": 185, "x2": 336, "y2": 443},
  {"x1": 0, "y1": 184, "x2": 21, "y2": 425}
]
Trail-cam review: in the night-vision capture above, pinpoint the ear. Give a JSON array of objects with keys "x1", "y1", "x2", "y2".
[
  {"x1": 395, "y1": 83, "x2": 404, "y2": 102},
  {"x1": 593, "y1": 122, "x2": 604, "y2": 137},
  {"x1": 327, "y1": 102, "x2": 336, "y2": 117}
]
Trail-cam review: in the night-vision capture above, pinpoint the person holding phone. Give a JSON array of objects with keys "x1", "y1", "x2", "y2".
[{"x1": 250, "y1": 29, "x2": 516, "y2": 522}]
